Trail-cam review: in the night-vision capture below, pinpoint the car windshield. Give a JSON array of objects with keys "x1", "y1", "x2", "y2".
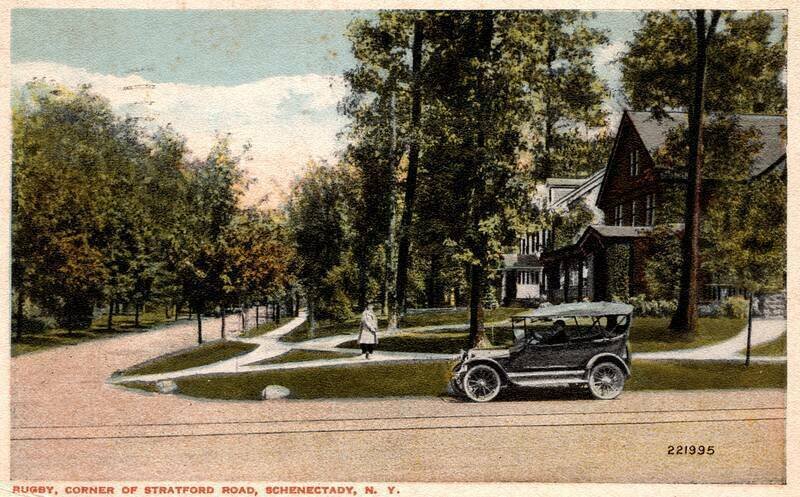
[{"x1": 512, "y1": 314, "x2": 630, "y2": 344}]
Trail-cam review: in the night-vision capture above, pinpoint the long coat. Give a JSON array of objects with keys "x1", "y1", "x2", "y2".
[{"x1": 357, "y1": 310, "x2": 379, "y2": 345}]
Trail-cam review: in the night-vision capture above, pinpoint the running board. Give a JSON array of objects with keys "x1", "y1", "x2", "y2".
[
  {"x1": 510, "y1": 377, "x2": 588, "y2": 387},
  {"x1": 507, "y1": 370, "x2": 585, "y2": 377}
]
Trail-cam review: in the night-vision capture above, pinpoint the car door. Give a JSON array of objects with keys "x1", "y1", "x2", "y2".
[{"x1": 509, "y1": 339, "x2": 572, "y2": 371}]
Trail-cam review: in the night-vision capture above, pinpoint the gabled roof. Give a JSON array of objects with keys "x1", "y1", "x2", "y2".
[
  {"x1": 596, "y1": 110, "x2": 786, "y2": 207},
  {"x1": 549, "y1": 167, "x2": 606, "y2": 211},
  {"x1": 626, "y1": 111, "x2": 786, "y2": 177}
]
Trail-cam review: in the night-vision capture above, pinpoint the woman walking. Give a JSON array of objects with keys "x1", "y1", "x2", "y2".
[{"x1": 358, "y1": 303, "x2": 379, "y2": 359}]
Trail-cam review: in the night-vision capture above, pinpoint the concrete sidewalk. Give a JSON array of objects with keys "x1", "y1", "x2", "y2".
[{"x1": 635, "y1": 318, "x2": 786, "y2": 363}]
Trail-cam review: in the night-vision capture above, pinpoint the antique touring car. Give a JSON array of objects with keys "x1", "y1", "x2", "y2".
[{"x1": 451, "y1": 302, "x2": 634, "y2": 402}]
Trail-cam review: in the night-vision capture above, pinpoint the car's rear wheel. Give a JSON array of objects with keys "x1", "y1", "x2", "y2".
[
  {"x1": 588, "y1": 362, "x2": 625, "y2": 400},
  {"x1": 463, "y1": 364, "x2": 502, "y2": 402}
]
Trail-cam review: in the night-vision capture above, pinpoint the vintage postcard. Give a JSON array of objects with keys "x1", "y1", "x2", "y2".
[{"x1": 1, "y1": 1, "x2": 796, "y2": 495}]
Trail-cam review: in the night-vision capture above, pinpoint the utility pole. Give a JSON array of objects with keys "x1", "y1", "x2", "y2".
[{"x1": 745, "y1": 291, "x2": 753, "y2": 366}]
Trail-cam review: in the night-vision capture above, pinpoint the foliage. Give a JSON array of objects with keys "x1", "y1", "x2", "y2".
[
  {"x1": 286, "y1": 162, "x2": 357, "y2": 329},
  {"x1": 643, "y1": 226, "x2": 683, "y2": 299},
  {"x1": 551, "y1": 199, "x2": 595, "y2": 249},
  {"x1": 722, "y1": 296, "x2": 749, "y2": 319},
  {"x1": 613, "y1": 294, "x2": 677, "y2": 317},
  {"x1": 620, "y1": 11, "x2": 786, "y2": 115},
  {"x1": 12, "y1": 81, "x2": 293, "y2": 343},
  {"x1": 606, "y1": 243, "x2": 631, "y2": 298}
]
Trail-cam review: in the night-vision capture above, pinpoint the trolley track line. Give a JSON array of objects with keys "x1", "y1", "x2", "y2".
[
  {"x1": 12, "y1": 405, "x2": 784, "y2": 431},
  {"x1": 12, "y1": 415, "x2": 785, "y2": 442}
]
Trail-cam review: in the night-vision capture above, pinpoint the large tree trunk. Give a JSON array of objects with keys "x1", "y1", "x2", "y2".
[
  {"x1": 670, "y1": 10, "x2": 721, "y2": 335},
  {"x1": 220, "y1": 308, "x2": 226, "y2": 340},
  {"x1": 357, "y1": 251, "x2": 368, "y2": 311},
  {"x1": 541, "y1": 41, "x2": 557, "y2": 180},
  {"x1": 255, "y1": 304, "x2": 260, "y2": 327},
  {"x1": 307, "y1": 298, "x2": 316, "y2": 338},
  {"x1": 107, "y1": 298, "x2": 114, "y2": 331},
  {"x1": 467, "y1": 12, "x2": 495, "y2": 349},
  {"x1": 175, "y1": 303, "x2": 179, "y2": 322},
  {"x1": 196, "y1": 309, "x2": 203, "y2": 344},
  {"x1": 394, "y1": 19, "x2": 424, "y2": 320},
  {"x1": 274, "y1": 302, "x2": 281, "y2": 323},
  {"x1": 134, "y1": 302, "x2": 140, "y2": 328}
]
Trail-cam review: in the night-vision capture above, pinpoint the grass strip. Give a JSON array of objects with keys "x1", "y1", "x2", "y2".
[
  {"x1": 122, "y1": 358, "x2": 784, "y2": 400},
  {"x1": 245, "y1": 349, "x2": 359, "y2": 366},
  {"x1": 117, "y1": 340, "x2": 258, "y2": 376}
]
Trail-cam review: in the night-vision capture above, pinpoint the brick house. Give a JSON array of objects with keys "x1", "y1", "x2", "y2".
[{"x1": 501, "y1": 110, "x2": 786, "y2": 305}]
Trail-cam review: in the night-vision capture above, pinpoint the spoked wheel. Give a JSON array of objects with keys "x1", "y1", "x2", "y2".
[
  {"x1": 463, "y1": 364, "x2": 502, "y2": 402},
  {"x1": 588, "y1": 362, "x2": 625, "y2": 400}
]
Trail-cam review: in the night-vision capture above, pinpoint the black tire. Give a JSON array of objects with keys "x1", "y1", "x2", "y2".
[
  {"x1": 588, "y1": 361, "x2": 625, "y2": 400},
  {"x1": 463, "y1": 364, "x2": 502, "y2": 402}
]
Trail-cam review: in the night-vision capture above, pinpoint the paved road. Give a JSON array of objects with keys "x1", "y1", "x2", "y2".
[{"x1": 10, "y1": 315, "x2": 786, "y2": 483}]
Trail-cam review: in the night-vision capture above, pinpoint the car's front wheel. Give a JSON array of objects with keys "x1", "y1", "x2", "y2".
[
  {"x1": 588, "y1": 362, "x2": 625, "y2": 400},
  {"x1": 463, "y1": 364, "x2": 502, "y2": 402}
]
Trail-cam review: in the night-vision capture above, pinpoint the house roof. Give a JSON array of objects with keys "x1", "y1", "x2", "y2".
[
  {"x1": 549, "y1": 167, "x2": 606, "y2": 211},
  {"x1": 545, "y1": 178, "x2": 587, "y2": 187},
  {"x1": 627, "y1": 111, "x2": 786, "y2": 177}
]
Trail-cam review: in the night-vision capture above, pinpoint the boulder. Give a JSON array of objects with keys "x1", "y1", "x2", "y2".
[
  {"x1": 261, "y1": 385, "x2": 290, "y2": 400},
  {"x1": 156, "y1": 380, "x2": 179, "y2": 394}
]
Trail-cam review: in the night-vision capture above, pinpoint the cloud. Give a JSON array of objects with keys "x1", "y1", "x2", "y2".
[{"x1": 12, "y1": 61, "x2": 349, "y2": 206}]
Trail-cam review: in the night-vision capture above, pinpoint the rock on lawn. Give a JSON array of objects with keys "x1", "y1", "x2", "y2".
[
  {"x1": 261, "y1": 385, "x2": 290, "y2": 400},
  {"x1": 156, "y1": 380, "x2": 179, "y2": 394}
]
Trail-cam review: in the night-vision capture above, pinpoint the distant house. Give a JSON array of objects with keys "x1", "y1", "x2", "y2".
[
  {"x1": 499, "y1": 168, "x2": 605, "y2": 306},
  {"x1": 501, "y1": 110, "x2": 786, "y2": 306}
]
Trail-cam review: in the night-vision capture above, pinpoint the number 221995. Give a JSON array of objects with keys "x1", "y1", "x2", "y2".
[{"x1": 667, "y1": 445, "x2": 715, "y2": 455}]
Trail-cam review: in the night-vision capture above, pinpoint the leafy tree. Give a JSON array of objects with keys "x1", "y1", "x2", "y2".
[
  {"x1": 177, "y1": 136, "x2": 245, "y2": 342},
  {"x1": 286, "y1": 161, "x2": 355, "y2": 334},
  {"x1": 509, "y1": 11, "x2": 610, "y2": 180},
  {"x1": 620, "y1": 10, "x2": 785, "y2": 334},
  {"x1": 13, "y1": 82, "x2": 122, "y2": 331}
]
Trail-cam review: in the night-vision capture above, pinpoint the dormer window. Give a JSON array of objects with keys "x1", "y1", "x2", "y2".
[{"x1": 629, "y1": 149, "x2": 640, "y2": 176}]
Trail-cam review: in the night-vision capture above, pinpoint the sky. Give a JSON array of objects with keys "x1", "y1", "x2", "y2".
[{"x1": 10, "y1": 9, "x2": 785, "y2": 205}]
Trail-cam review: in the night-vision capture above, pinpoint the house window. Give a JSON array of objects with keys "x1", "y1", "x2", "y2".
[
  {"x1": 631, "y1": 200, "x2": 638, "y2": 226},
  {"x1": 533, "y1": 271, "x2": 540, "y2": 285},
  {"x1": 629, "y1": 149, "x2": 639, "y2": 176},
  {"x1": 614, "y1": 205, "x2": 624, "y2": 226},
  {"x1": 645, "y1": 194, "x2": 656, "y2": 226}
]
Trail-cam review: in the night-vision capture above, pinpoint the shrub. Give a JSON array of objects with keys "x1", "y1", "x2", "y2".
[
  {"x1": 613, "y1": 294, "x2": 677, "y2": 317},
  {"x1": 722, "y1": 296, "x2": 749, "y2": 319}
]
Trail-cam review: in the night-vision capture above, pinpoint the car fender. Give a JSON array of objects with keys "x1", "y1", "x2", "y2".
[
  {"x1": 585, "y1": 353, "x2": 631, "y2": 377},
  {"x1": 463, "y1": 358, "x2": 510, "y2": 383}
]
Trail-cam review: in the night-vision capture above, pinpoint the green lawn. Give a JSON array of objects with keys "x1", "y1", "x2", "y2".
[
  {"x1": 116, "y1": 340, "x2": 258, "y2": 376},
  {"x1": 12, "y1": 310, "x2": 187, "y2": 357},
  {"x1": 239, "y1": 317, "x2": 292, "y2": 338},
  {"x1": 245, "y1": 349, "x2": 359, "y2": 366},
  {"x1": 280, "y1": 308, "x2": 526, "y2": 344},
  {"x1": 627, "y1": 360, "x2": 786, "y2": 390},
  {"x1": 629, "y1": 317, "x2": 745, "y2": 353},
  {"x1": 279, "y1": 320, "x2": 360, "y2": 343},
  {"x1": 121, "y1": 357, "x2": 784, "y2": 401},
  {"x1": 131, "y1": 360, "x2": 455, "y2": 400},
  {"x1": 399, "y1": 307, "x2": 527, "y2": 327},
  {"x1": 337, "y1": 326, "x2": 522, "y2": 354},
  {"x1": 748, "y1": 334, "x2": 787, "y2": 356}
]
